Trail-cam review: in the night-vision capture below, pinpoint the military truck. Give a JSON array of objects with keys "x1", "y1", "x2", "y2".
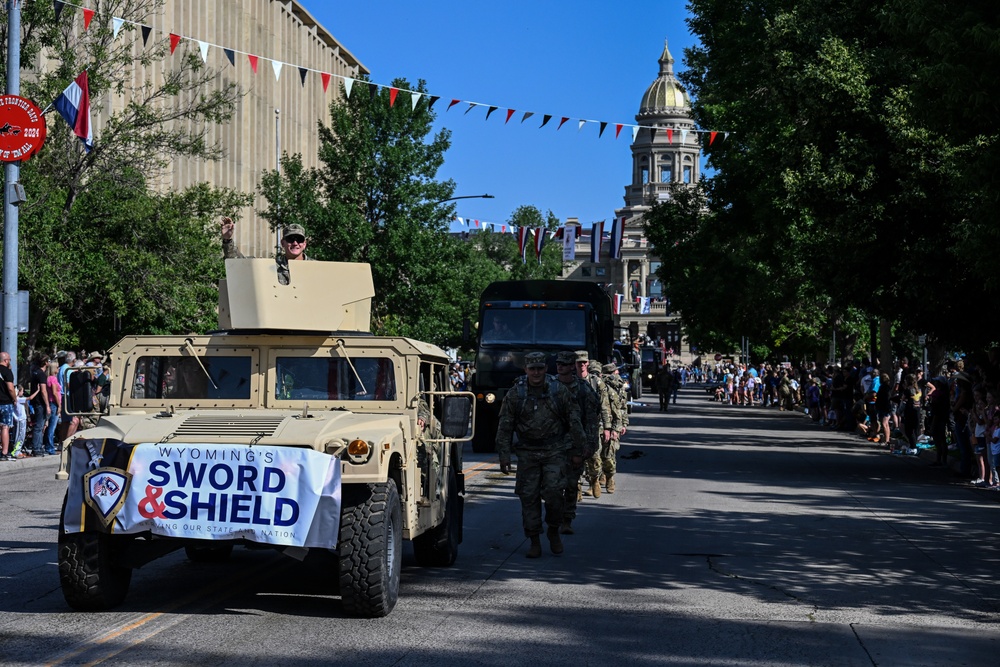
[
  {"x1": 55, "y1": 259, "x2": 473, "y2": 618},
  {"x1": 469, "y1": 280, "x2": 613, "y2": 453}
]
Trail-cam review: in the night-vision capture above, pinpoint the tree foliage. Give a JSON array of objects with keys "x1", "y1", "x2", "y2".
[{"x1": 1, "y1": 0, "x2": 249, "y2": 355}]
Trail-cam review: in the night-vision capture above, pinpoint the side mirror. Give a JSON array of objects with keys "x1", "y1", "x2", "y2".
[{"x1": 440, "y1": 395, "x2": 471, "y2": 438}]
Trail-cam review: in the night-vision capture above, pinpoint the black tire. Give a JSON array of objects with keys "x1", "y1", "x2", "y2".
[
  {"x1": 338, "y1": 481, "x2": 402, "y2": 618},
  {"x1": 58, "y1": 515, "x2": 132, "y2": 611},
  {"x1": 185, "y1": 543, "x2": 234, "y2": 563},
  {"x1": 412, "y1": 468, "x2": 462, "y2": 567}
]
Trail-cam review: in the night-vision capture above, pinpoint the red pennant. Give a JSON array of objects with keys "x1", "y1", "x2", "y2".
[
  {"x1": 321, "y1": 72, "x2": 331, "y2": 92},
  {"x1": 505, "y1": 109, "x2": 515, "y2": 124},
  {"x1": 709, "y1": 131, "x2": 718, "y2": 145},
  {"x1": 447, "y1": 99, "x2": 461, "y2": 111},
  {"x1": 557, "y1": 117, "x2": 569, "y2": 130},
  {"x1": 389, "y1": 87, "x2": 398, "y2": 107},
  {"x1": 248, "y1": 54, "x2": 259, "y2": 73},
  {"x1": 666, "y1": 128, "x2": 673, "y2": 143},
  {"x1": 502, "y1": 225, "x2": 507, "y2": 234},
  {"x1": 615, "y1": 124, "x2": 623, "y2": 139},
  {"x1": 169, "y1": 33, "x2": 181, "y2": 54},
  {"x1": 83, "y1": 8, "x2": 95, "y2": 30}
]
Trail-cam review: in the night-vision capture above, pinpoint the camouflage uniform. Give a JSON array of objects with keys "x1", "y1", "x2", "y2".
[
  {"x1": 222, "y1": 223, "x2": 311, "y2": 286},
  {"x1": 656, "y1": 364, "x2": 674, "y2": 412},
  {"x1": 598, "y1": 363, "x2": 627, "y2": 492},
  {"x1": 496, "y1": 353, "x2": 587, "y2": 545},
  {"x1": 555, "y1": 351, "x2": 599, "y2": 529},
  {"x1": 583, "y1": 360, "x2": 614, "y2": 497}
]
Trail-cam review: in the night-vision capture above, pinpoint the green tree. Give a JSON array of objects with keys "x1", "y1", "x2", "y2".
[{"x1": 2, "y1": 0, "x2": 248, "y2": 355}]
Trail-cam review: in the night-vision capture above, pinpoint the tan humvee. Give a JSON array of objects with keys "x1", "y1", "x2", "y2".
[{"x1": 56, "y1": 259, "x2": 473, "y2": 618}]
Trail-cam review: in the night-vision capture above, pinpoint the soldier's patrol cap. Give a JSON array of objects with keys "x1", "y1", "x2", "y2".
[
  {"x1": 574, "y1": 350, "x2": 589, "y2": 362},
  {"x1": 589, "y1": 360, "x2": 602, "y2": 374},
  {"x1": 556, "y1": 350, "x2": 576, "y2": 364},
  {"x1": 524, "y1": 352, "x2": 547, "y2": 368},
  {"x1": 282, "y1": 223, "x2": 307, "y2": 239},
  {"x1": 602, "y1": 363, "x2": 618, "y2": 374}
]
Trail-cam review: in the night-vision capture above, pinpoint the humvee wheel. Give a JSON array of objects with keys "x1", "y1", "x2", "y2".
[
  {"x1": 338, "y1": 481, "x2": 402, "y2": 618},
  {"x1": 413, "y1": 468, "x2": 462, "y2": 567},
  {"x1": 185, "y1": 544, "x2": 234, "y2": 563},
  {"x1": 58, "y1": 504, "x2": 132, "y2": 611}
]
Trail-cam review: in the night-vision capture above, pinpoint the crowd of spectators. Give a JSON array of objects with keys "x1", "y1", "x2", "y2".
[
  {"x1": 702, "y1": 356, "x2": 999, "y2": 488},
  {"x1": 0, "y1": 349, "x2": 109, "y2": 461}
]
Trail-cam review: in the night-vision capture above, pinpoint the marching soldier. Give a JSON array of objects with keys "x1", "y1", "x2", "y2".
[
  {"x1": 657, "y1": 363, "x2": 675, "y2": 412},
  {"x1": 496, "y1": 352, "x2": 587, "y2": 558},
  {"x1": 554, "y1": 350, "x2": 599, "y2": 535},
  {"x1": 600, "y1": 362, "x2": 628, "y2": 493},
  {"x1": 580, "y1": 357, "x2": 613, "y2": 498}
]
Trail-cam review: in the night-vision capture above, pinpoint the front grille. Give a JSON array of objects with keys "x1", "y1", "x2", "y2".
[{"x1": 172, "y1": 415, "x2": 285, "y2": 438}]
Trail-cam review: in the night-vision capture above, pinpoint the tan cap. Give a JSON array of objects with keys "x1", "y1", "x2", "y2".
[
  {"x1": 574, "y1": 350, "x2": 589, "y2": 362},
  {"x1": 524, "y1": 352, "x2": 547, "y2": 368},
  {"x1": 283, "y1": 223, "x2": 306, "y2": 239},
  {"x1": 602, "y1": 363, "x2": 617, "y2": 374},
  {"x1": 589, "y1": 360, "x2": 602, "y2": 374},
  {"x1": 556, "y1": 350, "x2": 576, "y2": 364}
]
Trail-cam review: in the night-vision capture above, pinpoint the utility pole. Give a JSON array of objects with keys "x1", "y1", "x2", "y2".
[{"x1": 3, "y1": 0, "x2": 22, "y2": 377}]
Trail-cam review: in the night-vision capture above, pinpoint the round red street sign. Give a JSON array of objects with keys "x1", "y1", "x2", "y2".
[
  {"x1": 0, "y1": 95, "x2": 46, "y2": 162},
  {"x1": 714, "y1": 353, "x2": 723, "y2": 361}
]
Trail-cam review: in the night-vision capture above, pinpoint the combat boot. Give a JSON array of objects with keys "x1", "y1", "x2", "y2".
[
  {"x1": 606, "y1": 475, "x2": 616, "y2": 494},
  {"x1": 547, "y1": 526, "x2": 564, "y2": 554},
  {"x1": 559, "y1": 520, "x2": 574, "y2": 535},
  {"x1": 599, "y1": 474, "x2": 607, "y2": 486},
  {"x1": 589, "y1": 477, "x2": 601, "y2": 498},
  {"x1": 526, "y1": 535, "x2": 542, "y2": 558}
]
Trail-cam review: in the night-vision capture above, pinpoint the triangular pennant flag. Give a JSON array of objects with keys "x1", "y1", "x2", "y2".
[
  {"x1": 710, "y1": 131, "x2": 718, "y2": 145},
  {"x1": 198, "y1": 40, "x2": 209, "y2": 63},
  {"x1": 540, "y1": 114, "x2": 552, "y2": 128},
  {"x1": 388, "y1": 87, "x2": 398, "y2": 107},
  {"x1": 141, "y1": 25, "x2": 152, "y2": 47},
  {"x1": 725, "y1": 131, "x2": 730, "y2": 141},
  {"x1": 501, "y1": 225, "x2": 507, "y2": 234},
  {"x1": 428, "y1": 95, "x2": 440, "y2": 110},
  {"x1": 271, "y1": 60, "x2": 283, "y2": 81},
  {"x1": 534, "y1": 227, "x2": 545, "y2": 264},
  {"x1": 169, "y1": 33, "x2": 181, "y2": 55},
  {"x1": 518, "y1": 227, "x2": 528, "y2": 263},
  {"x1": 650, "y1": 128, "x2": 658, "y2": 141},
  {"x1": 456, "y1": 217, "x2": 464, "y2": 226},
  {"x1": 368, "y1": 83, "x2": 378, "y2": 101},
  {"x1": 298, "y1": 67, "x2": 308, "y2": 87},
  {"x1": 464, "y1": 103, "x2": 478, "y2": 114},
  {"x1": 615, "y1": 123, "x2": 623, "y2": 139},
  {"x1": 599, "y1": 121, "x2": 608, "y2": 138},
  {"x1": 578, "y1": 120, "x2": 586, "y2": 132},
  {"x1": 410, "y1": 91, "x2": 422, "y2": 111},
  {"x1": 54, "y1": 1, "x2": 65, "y2": 21},
  {"x1": 321, "y1": 72, "x2": 331, "y2": 92},
  {"x1": 632, "y1": 126, "x2": 640, "y2": 142},
  {"x1": 447, "y1": 99, "x2": 461, "y2": 111},
  {"x1": 343, "y1": 77, "x2": 354, "y2": 97},
  {"x1": 248, "y1": 54, "x2": 259, "y2": 73},
  {"x1": 224, "y1": 48, "x2": 235, "y2": 66},
  {"x1": 557, "y1": 117, "x2": 569, "y2": 130},
  {"x1": 666, "y1": 128, "x2": 673, "y2": 143},
  {"x1": 83, "y1": 8, "x2": 95, "y2": 30},
  {"x1": 112, "y1": 18, "x2": 125, "y2": 39},
  {"x1": 505, "y1": 109, "x2": 516, "y2": 124},
  {"x1": 680, "y1": 129, "x2": 688, "y2": 144},
  {"x1": 485, "y1": 106, "x2": 498, "y2": 121},
  {"x1": 521, "y1": 111, "x2": 534, "y2": 123}
]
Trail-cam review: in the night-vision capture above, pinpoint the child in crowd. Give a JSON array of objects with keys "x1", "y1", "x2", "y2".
[
  {"x1": 969, "y1": 385, "x2": 989, "y2": 486},
  {"x1": 11, "y1": 385, "x2": 26, "y2": 459}
]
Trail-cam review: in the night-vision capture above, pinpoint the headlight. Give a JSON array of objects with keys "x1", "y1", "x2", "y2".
[
  {"x1": 346, "y1": 438, "x2": 373, "y2": 464},
  {"x1": 485, "y1": 393, "x2": 496, "y2": 404}
]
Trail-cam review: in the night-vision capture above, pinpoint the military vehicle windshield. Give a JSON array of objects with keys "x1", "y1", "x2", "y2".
[
  {"x1": 132, "y1": 355, "x2": 253, "y2": 400},
  {"x1": 275, "y1": 356, "x2": 397, "y2": 401},
  {"x1": 480, "y1": 309, "x2": 586, "y2": 346}
]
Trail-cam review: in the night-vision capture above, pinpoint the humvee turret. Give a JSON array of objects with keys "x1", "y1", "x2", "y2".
[{"x1": 56, "y1": 259, "x2": 473, "y2": 618}]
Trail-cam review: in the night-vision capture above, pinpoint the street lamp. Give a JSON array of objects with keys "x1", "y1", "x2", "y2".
[{"x1": 434, "y1": 194, "x2": 494, "y2": 205}]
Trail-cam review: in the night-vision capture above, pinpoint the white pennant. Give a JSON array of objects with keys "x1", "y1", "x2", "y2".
[
  {"x1": 112, "y1": 17, "x2": 124, "y2": 39},
  {"x1": 344, "y1": 77, "x2": 355, "y2": 98},
  {"x1": 271, "y1": 60, "x2": 283, "y2": 81},
  {"x1": 578, "y1": 120, "x2": 586, "y2": 132},
  {"x1": 632, "y1": 126, "x2": 640, "y2": 142},
  {"x1": 410, "y1": 91, "x2": 422, "y2": 111},
  {"x1": 198, "y1": 40, "x2": 209, "y2": 63},
  {"x1": 680, "y1": 129, "x2": 688, "y2": 144}
]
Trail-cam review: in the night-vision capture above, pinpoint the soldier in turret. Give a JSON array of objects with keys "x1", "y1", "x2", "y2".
[
  {"x1": 496, "y1": 352, "x2": 587, "y2": 558},
  {"x1": 553, "y1": 350, "x2": 599, "y2": 535},
  {"x1": 580, "y1": 356, "x2": 613, "y2": 498},
  {"x1": 221, "y1": 217, "x2": 310, "y2": 285}
]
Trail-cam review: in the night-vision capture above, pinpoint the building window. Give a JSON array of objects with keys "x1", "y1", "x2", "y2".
[
  {"x1": 581, "y1": 267, "x2": 592, "y2": 277},
  {"x1": 661, "y1": 166, "x2": 672, "y2": 182},
  {"x1": 595, "y1": 267, "x2": 606, "y2": 277},
  {"x1": 641, "y1": 167, "x2": 649, "y2": 184},
  {"x1": 683, "y1": 166, "x2": 692, "y2": 183}
]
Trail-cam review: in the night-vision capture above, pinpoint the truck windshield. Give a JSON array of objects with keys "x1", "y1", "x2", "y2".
[
  {"x1": 132, "y1": 355, "x2": 252, "y2": 400},
  {"x1": 275, "y1": 357, "x2": 397, "y2": 401},
  {"x1": 481, "y1": 310, "x2": 585, "y2": 346}
]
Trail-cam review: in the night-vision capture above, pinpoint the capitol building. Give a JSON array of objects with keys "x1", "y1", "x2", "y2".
[{"x1": 561, "y1": 41, "x2": 700, "y2": 364}]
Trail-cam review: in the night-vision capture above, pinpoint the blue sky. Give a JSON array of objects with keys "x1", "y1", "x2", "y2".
[{"x1": 301, "y1": 0, "x2": 700, "y2": 231}]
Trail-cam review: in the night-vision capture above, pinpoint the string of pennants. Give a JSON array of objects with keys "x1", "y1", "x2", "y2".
[
  {"x1": 52, "y1": 0, "x2": 730, "y2": 147},
  {"x1": 459, "y1": 217, "x2": 630, "y2": 265}
]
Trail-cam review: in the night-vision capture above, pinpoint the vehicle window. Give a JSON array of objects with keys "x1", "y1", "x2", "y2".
[
  {"x1": 275, "y1": 357, "x2": 396, "y2": 401},
  {"x1": 642, "y1": 350, "x2": 656, "y2": 363},
  {"x1": 132, "y1": 355, "x2": 252, "y2": 400},
  {"x1": 481, "y1": 310, "x2": 586, "y2": 346}
]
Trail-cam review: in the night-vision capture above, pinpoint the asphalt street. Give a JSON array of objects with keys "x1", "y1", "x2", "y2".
[{"x1": 0, "y1": 386, "x2": 998, "y2": 666}]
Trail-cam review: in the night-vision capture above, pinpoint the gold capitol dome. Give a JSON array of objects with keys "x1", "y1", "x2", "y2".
[{"x1": 638, "y1": 40, "x2": 690, "y2": 116}]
